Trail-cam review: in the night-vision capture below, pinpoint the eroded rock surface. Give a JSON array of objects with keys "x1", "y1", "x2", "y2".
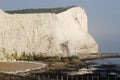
[{"x1": 0, "y1": 6, "x2": 98, "y2": 59}]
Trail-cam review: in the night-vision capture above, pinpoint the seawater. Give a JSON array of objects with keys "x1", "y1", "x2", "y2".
[
  {"x1": 84, "y1": 57, "x2": 120, "y2": 76},
  {"x1": 87, "y1": 58, "x2": 120, "y2": 65}
]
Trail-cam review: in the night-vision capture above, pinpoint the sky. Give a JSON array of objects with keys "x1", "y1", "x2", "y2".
[{"x1": 0, "y1": 0, "x2": 120, "y2": 53}]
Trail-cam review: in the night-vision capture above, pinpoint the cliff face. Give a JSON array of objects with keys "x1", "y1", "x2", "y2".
[{"x1": 0, "y1": 6, "x2": 98, "y2": 59}]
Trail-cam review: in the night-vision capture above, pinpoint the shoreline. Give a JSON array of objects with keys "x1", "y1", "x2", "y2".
[
  {"x1": 0, "y1": 61, "x2": 47, "y2": 74},
  {"x1": 1, "y1": 53, "x2": 120, "y2": 73},
  {"x1": 0, "y1": 53, "x2": 120, "y2": 80},
  {"x1": 79, "y1": 53, "x2": 120, "y2": 61}
]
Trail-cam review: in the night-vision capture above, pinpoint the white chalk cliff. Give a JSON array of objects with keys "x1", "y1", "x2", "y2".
[{"x1": 0, "y1": 6, "x2": 98, "y2": 59}]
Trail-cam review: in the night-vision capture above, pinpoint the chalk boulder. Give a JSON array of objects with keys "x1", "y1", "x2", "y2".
[{"x1": 0, "y1": 6, "x2": 98, "y2": 58}]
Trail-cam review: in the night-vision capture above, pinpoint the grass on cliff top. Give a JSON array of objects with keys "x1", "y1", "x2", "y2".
[{"x1": 6, "y1": 6, "x2": 77, "y2": 14}]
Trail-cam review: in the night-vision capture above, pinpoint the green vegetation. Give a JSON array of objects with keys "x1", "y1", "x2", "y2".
[
  {"x1": 6, "y1": 6, "x2": 77, "y2": 14},
  {"x1": 18, "y1": 52, "x2": 80, "y2": 63},
  {"x1": 0, "y1": 48, "x2": 81, "y2": 63}
]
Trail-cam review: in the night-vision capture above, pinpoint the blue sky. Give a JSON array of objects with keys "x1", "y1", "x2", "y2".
[{"x1": 0, "y1": 0, "x2": 120, "y2": 53}]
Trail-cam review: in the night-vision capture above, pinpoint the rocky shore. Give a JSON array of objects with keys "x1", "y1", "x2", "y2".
[{"x1": 0, "y1": 53, "x2": 120, "y2": 80}]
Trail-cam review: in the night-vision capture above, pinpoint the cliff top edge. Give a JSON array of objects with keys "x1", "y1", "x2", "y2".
[{"x1": 2, "y1": 6, "x2": 83, "y2": 14}]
